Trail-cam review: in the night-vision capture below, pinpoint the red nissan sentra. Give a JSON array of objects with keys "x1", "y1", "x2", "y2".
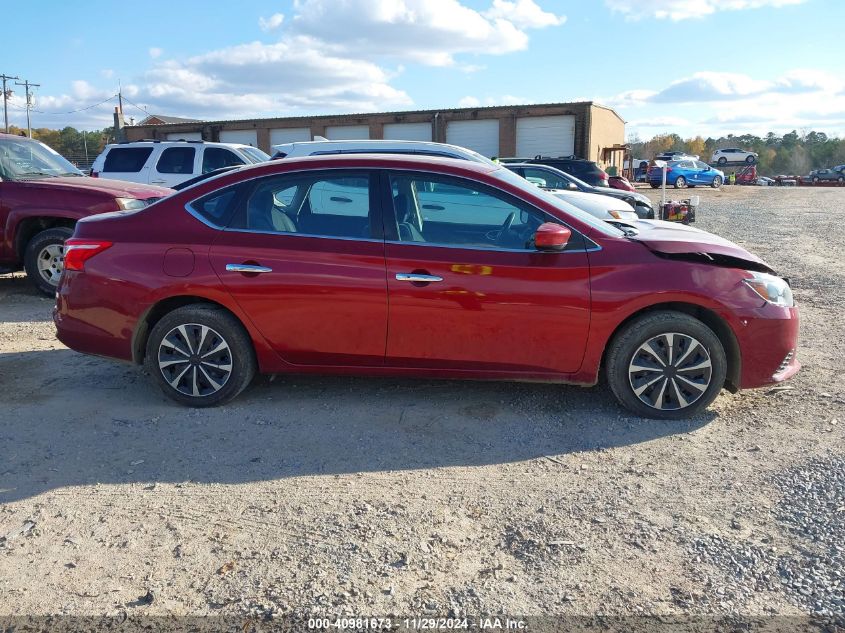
[{"x1": 53, "y1": 155, "x2": 799, "y2": 419}]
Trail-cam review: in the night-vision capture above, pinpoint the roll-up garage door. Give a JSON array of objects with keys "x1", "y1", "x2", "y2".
[
  {"x1": 326, "y1": 125, "x2": 370, "y2": 140},
  {"x1": 383, "y1": 122, "x2": 432, "y2": 142},
  {"x1": 445, "y1": 119, "x2": 499, "y2": 158},
  {"x1": 166, "y1": 132, "x2": 202, "y2": 141},
  {"x1": 516, "y1": 115, "x2": 575, "y2": 157},
  {"x1": 220, "y1": 130, "x2": 258, "y2": 146},
  {"x1": 270, "y1": 128, "x2": 311, "y2": 145}
]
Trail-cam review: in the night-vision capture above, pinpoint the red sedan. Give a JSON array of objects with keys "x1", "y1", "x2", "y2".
[{"x1": 53, "y1": 155, "x2": 799, "y2": 419}]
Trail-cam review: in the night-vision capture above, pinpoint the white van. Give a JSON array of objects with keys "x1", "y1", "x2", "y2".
[{"x1": 91, "y1": 140, "x2": 269, "y2": 187}]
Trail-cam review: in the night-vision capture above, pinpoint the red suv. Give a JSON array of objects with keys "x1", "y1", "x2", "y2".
[
  {"x1": 0, "y1": 133, "x2": 171, "y2": 294},
  {"x1": 54, "y1": 155, "x2": 800, "y2": 419}
]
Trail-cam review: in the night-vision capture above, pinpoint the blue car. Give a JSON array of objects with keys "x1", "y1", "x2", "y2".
[{"x1": 648, "y1": 159, "x2": 724, "y2": 189}]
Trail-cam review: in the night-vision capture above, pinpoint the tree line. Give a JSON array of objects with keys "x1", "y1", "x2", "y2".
[{"x1": 628, "y1": 130, "x2": 845, "y2": 175}]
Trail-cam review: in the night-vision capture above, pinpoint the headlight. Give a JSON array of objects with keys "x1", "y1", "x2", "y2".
[
  {"x1": 608, "y1": 210, "x2": 627, "y2": 219},
  {"x1": 743, "y1": 271, "x2": 794, "y2": 307},
  {"x1": 115, "y1": 197, "x2": 147, "y2": 210}
]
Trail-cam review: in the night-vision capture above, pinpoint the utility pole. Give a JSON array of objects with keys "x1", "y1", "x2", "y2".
[
  {"x1": 1, "y1": 73, "x2": 19, "y2": 133},
  {"x1": 15, "y1": 79, "x2": 39, "y2": 138}
]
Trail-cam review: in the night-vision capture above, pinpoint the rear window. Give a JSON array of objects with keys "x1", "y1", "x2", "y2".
[
  {"x1": 103, "y1": 147, "x2": 153, "y2": 172},
  {"x1": 189, "y1": 186, "x2": 239, "y2": 227},
  {"x1": 157, "y1": 147, "x2": 196, "y2": 174}
]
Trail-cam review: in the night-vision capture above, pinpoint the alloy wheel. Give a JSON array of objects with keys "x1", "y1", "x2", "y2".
[
  {"x1": 36, "y1": 244, "x2": 64, "y2": 286},
  {"x1": 157, "y1": 323, "x2": 233, "y2": 397},
  {"x1": 628, "y1": 332, "x2": 712, "y2": 411}
]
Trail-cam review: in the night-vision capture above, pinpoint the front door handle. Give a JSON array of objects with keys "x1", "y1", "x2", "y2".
[
  {"x1": 226, "y1": 264, "x2": 273, "y2": 274},
  {"x1": 150, "y1": 179, "x2": 166, "y2": 184},
  {"x1": 395, "y1": 273, "x2": 443, "y2": 283}
]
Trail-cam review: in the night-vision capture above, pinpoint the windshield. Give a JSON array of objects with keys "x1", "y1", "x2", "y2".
[
  {"x1": 241, "y1": 147, "x2": 270, "y2": 163},
  {"x1": 0, "y1": 138, "x2": 83, "y2": 180},
  {"x1": 492, "y1": 167, "x2": 625, "y2": 238}
]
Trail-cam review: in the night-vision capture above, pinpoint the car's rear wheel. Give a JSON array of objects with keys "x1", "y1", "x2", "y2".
[
  {"x1": 606, "y1": 311, "x2": 727, "y2": 420},
  {"x1": 145, "y1": 304, "x2": 256, "y2": 407},
  {"x1": 674, "y1": 176, "x2": 687, "y2": 189},
  {"x1": 838, "y1": 176, "x2": 844, "y2": 183},
  {"x1": 650, "y1": 183, "x2": 659, "y2": 189},
  {"x1": 717, "y1": 157, "x2": 727, "y2": 165},
  {"x1": 711, "y1": 176, "x2": 723, "y2": 188},
  {"x1": 813, "y1": 177, "x2": 819, "y2": 183},
  {"x1": 24, "y1": 226, "x2": 74, "y2": 296}
]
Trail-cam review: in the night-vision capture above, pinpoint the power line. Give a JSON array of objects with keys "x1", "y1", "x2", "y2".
[
  {"x1": 30, "y1": 94, "x2": 118, "y2": 115},
  {"x1": 120, "y1": 95, "x2": 151, "y2": 116}
]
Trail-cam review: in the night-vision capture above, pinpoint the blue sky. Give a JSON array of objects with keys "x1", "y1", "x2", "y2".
[{"x1": 3, "y1": 0, "x2": 844, "y2": 139}]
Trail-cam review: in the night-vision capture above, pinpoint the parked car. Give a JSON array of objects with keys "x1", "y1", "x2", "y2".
[
  {"x1": 55, "y1": 154, "x2": 800, "y2": 419},
  {"x1": 756, "y1": 176, "x2": 775, "y2": 186},
  {"x1": 499, "y1": 156, "x2": 609, "y2": 187},
  {"x1": 0, "y1": 133, "x2": 171, "y2": 294},
  {"x1": 503, "y1": 162, "x2": 654, "y2": 219},
  {"x1": 91, "y1": 140, "x2": 270, "y2": 188},
  {"x1": 808, "y1": 168, "x2": 845, "y2": 183},
  {"x1": 711, "y1": 148, "x2": 758, "y2": 165},
  {"x1": 538, "y1": 187, "x2": 638, "y2": 222},
  {"x1": 608, "y1": 175, "x2": 635, "y2": 192},
  {"x1": 648, "y1": 159, "x2": 724, "y2": 189},
  {"x1": 655, "y1": 151, "x2": 698, "y2": 162}
]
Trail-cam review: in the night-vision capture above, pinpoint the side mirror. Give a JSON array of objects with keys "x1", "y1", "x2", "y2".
[
  {"x1": 568, "y1": 182, "x2": 578, "y2": 191},
  {"x1": 534, "y1": 222, "x2": 571, "y2": 251}
]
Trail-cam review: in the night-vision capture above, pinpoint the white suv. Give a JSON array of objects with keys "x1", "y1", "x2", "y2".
[
  {"x1": 91, "y1": 140, "x2": 270, "y2": 187},
  {"x1": 711, "y1": 148, "x2": 758, "y2": 165},
  {"x1": 271, "y1": 139, "x2": 496, "y2": 165}
]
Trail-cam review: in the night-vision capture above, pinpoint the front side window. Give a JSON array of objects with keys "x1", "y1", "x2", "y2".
[
  {"x1": 156, "y1": 147, "x2": 196, "y2": 174},
  {"x1": 228, "y1": 171, "x2": 373, "y2": 239},
  {"x1": 522, "y1": 167, "x2": 570, "y2": 190},
  {"x1": 202, "y1": 147, "x2": 245, "y2": 173},
  {"x1": 389, "y1": 173, "x2": 545, "y2": 250},
  {"x1": 103, "y1": 147, "x2": 153, "y2": 173}
]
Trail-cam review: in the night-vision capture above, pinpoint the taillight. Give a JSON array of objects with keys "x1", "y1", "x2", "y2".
[{"x1": 64, "y1": 239, "x2": 112, "y2": 272}]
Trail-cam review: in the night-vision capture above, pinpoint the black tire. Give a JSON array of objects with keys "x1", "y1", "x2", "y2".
[
  {"x1": 838, "y1": 176, "x2": 844, "y2": 183},
  {"x1": 812, "y1": 177, "x2": 819, "y2": 184},
  {"x1": 650, "y1": 183, "x2": 660, "y2": 189},
  {"x1": 144, "y1": 304, "x2": 257, "y2": 407},
  {"x1": 717, "y1": 157, "x2": 727, "y2": 165},
  {"x1": 674, "y1": 176, "x2": 687, "y2": 189},
  {"x1": 23, "y1": 226, "x2": 74, "y2": 296},
  {"x1": 711, "y1": 176, "x2": 723, "y2": 188},
  {"x1": 745, "y1": 155, "x2": 755, "y2": 164},
  {"x1": 606, "y1": 311, "x2": 727, "y2": 420}
]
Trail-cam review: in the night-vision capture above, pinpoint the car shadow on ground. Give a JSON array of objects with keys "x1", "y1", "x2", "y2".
[
  {"x1": 0, "y1": 275, "x2": 54, "y2": 323},
  {"x1": 0, "y1": 349, "x2": 715, "y2": 503}
]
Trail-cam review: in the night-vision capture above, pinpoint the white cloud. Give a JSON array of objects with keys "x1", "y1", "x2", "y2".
[
  {"x1": 484, "y1": 0, "x2": 565, "y2": 28},
  {"x1": 288, "y1": 0, "x2": 562, "y2": 66},
  {"x1": 457, "y1": 94, "x2": 529, "y2": 107},
  {"x1": 100, "y1": 69, "x2": 115, "y2": 79},
  {"x1": 258, "y1": 12, "x2": 285, "y2": 32},
  {"x1": 458, "y1": 96, "x2": 482, "y2": 108},
  {"x1": 605, "y1": 0, "x2": 806, "y2": 21},
  {"x1": 148, "y1": 47, "x2": 163, "y2": 59}
]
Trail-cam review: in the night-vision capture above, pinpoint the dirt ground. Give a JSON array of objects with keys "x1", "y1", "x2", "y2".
[{"x1": 0, "y1": 185, "x2": 843, "y2": 625}]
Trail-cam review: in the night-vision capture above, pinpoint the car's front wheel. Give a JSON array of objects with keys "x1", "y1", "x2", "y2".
[
  {"x1": 711, "y1": 176, "x2": 723, "y2": 188},
  {"x1": 144, "y1": 304, "x2": 257, "y2": 407},
  {"x1": 745, "y1": 155, "x2": 756, "y2": 164},
  {"x1": 606, "y1": 311, "x2": 727, "y2": 419},
  {"x1": 717, "y1": 157, "x2": 727, "y2": 165},
  {"x1": 674, "y1": 176, "x2": 687, "y2": 189},
  {"x1": 24, "y1": 226, "x2": 74, "y2": 296},
  {"x1": 650, "y1": 182, "x2": 659, "y2": 189}
]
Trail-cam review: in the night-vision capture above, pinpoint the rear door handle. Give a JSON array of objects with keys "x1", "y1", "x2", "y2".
[
  {"x1": 395, "y1": 273, "x2": 443, "y2": 283},
  {"x1": 226, "y1": 264, "x2": 273, "y2": 274}
]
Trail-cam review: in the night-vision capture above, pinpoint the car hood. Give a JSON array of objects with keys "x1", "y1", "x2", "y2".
[
  {"x1": 31, "y1": 176, "x2": 173, "y2": 199},
  {"x1": 625, "y1": 220, "x2": 772, "y2": 271},
  {"x1": 594, "y1": 185, "x2": 651, "y2": 205}
]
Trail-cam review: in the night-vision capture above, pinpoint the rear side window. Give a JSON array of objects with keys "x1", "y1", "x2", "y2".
[
  {"x1": 157, "y1": 147, "x2": 196, "y2": 174},
  {"x1": 103, "y1": 147, "x2": 153, "y2": 172},
  {"x1": 202, "y1": 147, "x2": 245, "y2": 173},
  {"x1": 189, "y1": 186, "x2": 239, "y2": 227}
]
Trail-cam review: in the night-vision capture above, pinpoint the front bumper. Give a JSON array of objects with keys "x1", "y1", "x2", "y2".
[{"x1": 735, "y1": 304, "x2": 800, "y2": 389}]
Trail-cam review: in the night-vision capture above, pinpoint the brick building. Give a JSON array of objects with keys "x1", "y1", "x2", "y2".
[{"x1": 125, "y1": 101, "x2": 626, "y2": 169}]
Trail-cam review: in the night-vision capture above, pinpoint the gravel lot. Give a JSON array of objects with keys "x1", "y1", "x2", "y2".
[{"x1": 0, "y1": 185, "x2": 843, "y2": 627}]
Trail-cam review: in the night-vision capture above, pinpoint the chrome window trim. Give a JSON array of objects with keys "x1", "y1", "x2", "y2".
[{"x1": 385, "y1": 240, "x2": 600, "y2": 254}]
